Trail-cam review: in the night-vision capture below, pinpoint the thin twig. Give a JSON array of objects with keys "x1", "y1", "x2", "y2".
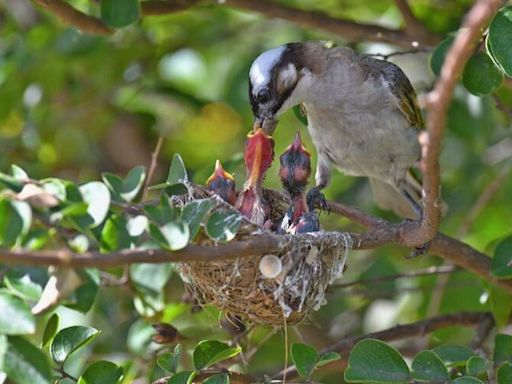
[
  {"x1": 332, "y1": 265, "x2": 458, "y2": 289},
  {"x1": 142, "y1": 136, "x2": 164, "y2": 200},
  {"x1": 368, "y1": 48, "x2": 430, "y2": 60},
  {"x1": 274, "y1": 311, "x2": 493, "y2": 380}
]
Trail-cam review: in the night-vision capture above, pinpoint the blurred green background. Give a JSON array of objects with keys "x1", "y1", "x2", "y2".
[{"x1": 1, "y1": 0, "x2": 512, "y2": 382}]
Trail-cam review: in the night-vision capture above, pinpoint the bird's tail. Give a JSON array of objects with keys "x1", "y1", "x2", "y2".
[{"x1": 369, "y1": 171, "x2": 422, "y2": 219}]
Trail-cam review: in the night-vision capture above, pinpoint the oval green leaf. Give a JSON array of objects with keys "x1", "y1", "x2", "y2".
[
  {"x1": 101, "y1": 0, "x2": 139, "y2": 28},
  {"x1": 167, "y1": 371, "x2": 197, "y2": 384},
  {"x1": 50, "y1": 325, "x2": 100, "y2": 364},
  {"x1": 157, "y1": 344, "x2": 182, "y2": 374},
  {"x1": 290, "y1": 343, "x2": 319, "y2": 379},
  {"x1": 193, "y1": 340, "x2": 242, "y2": 370},
  {"x1": 432, "y1": 345, "x2": 475, "y2": 367},
  {"x1": 100, "y1": 215, "x2": 132, "y2": 252},
  {"x1": 4, "y1": 271, "x2": 42, "y2": 301},
  {"x1": 0, "y1": 291, "x2": 35, "y2": 335},
  {"x1": 344, "y1": 339, "x2": 410, "y2": 383},
  {"x1": 487, "y1": 6, "x2": 512, "y2": 76},
  {"x1": 0, "y1": 199, "x2": 25, "y2": 247},
  {"x1": 77, "y1": 360, "x2": 124, "y2": 384},
  {"x1": 42, "y1": 313, "x2": 60, "y2": 348},
  {"x1": 167, "y1": 153, "x2": 188, "y2": 185},
  {"x1": 467, "y1": 356, "x2": 491, "y2": 378},
  {"x1": 430, "y1": 36, "x2": 454, "y2": 76},
  {"x1": 411, "y1": 350, "x2": 449, "y2": 382},
  {"x1": 491, "y1": 236, "x2": 512, "y2": 278},
  {"x1": 317, "y1": 351, "x2": 341, "y2": 367},
  {"x1": 4, "y1": 336, "x2": 52, "y2": 384},
  {"x1": 202, "y1": 373, "x2": 229, "y2": 384},
  {"x1": 462, "y1": 52, "x2": 503, "y2": 96},
  {"x1": 206, "y1": 211, "x2": 241, "y2": 242}
]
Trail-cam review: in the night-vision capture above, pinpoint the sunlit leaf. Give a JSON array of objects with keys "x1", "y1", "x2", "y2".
[
  {"x1": 181, "y1": 198, "x2": 216, "y2": 239},
  {"x1": 50, "y1": 326, "x2": 100, "y2": 364},
  {"x1": 159, "y1": 221, "x2": 190, "y2": 250},
  {"x1": 100, "y1": 215, "x2": 133, "y2": 252},
  {"x1": 205, "y1": 211, "x2": 241, "y2": 242},
  {"x1": 193, "y1": 340, "x2": 241, "y2": 370},
  {"x1": 79, "y1": 181, "x2": 111, "y2": 227},
  {"x1": 0, "y1": 291, "x2": 35, "y2": 335},
  {"x1": 487, "y1": 6, "x2": 512, "y2": 76}
]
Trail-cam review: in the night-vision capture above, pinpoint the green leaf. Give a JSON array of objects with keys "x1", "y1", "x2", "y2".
[
  {"x1": 50, "y1": 325, "x2": 100, "y2": 364},
  {"x1": 432, "y1": 345, "x2": 475, "y2": 367},
  {"x1": 77, "y1": 360, "x2": 124, "y2": 384},
  {"x1": 167, "y1": 153, "x2": 188, "y2": 185},
  {"x1": 181, "y1": 198, "x2": 216, "y2": 239},
  {"x1": 0, "y1": 172, "x2": 23, "y2": 192},
  {"x1": 65, "y1": 269, "x2": 100, "y2": 313},
  {"x1": 498, "y1": 362, "x2": 512, "y2": 384},
  {"x1": 4, "y1": 336, "x2": 52, "y2": 384},
  {"x1": 42, "y1": 313, "x2": 60, "y2": 348},
  {"x1": 69, "y1": 234, "x2": 90, "y2": 253},
  {"x1": 430, "y1": 36, "x2": 454, "y2": 76},
  {"x1": 159, "y1": 221, "x2": 190, "y2": 250},
  {"x1": 157, "y1": 344, "x2": 182, "y2": 374},
  {"x1": 79, "y1": 181, "x2": 111, "y2": 227},
  {"x1": 167, "y1": 371, "x2": 197, "y2": 384},
  {"x1": 466, "y1": 356, "x2": 491, "y2": 378},
  {"x1": 487, "y1": 6, "x2": 512, "y2": 76},
  {"x1": 101, "y1": 0, "x2": 139, "y2": 28},
  {"x1": 4, "y1": 271, "x2": 42, "y2": 301},
  {"x1": 0, "y1": 199, "x2": 30, "y2": 247},
  {"x1": 491, "y1": 236, "x2": 512, "y2": 278},
  {"x1": 452, "y1": 377, "x2": 485, "y2": 384},
  {"x1": 0, "y1": 291, "x2": 35, "y2": 335},
  {"x1": 130, "y1": 263, "x2": 173, "y2": 295},
  {"x1": 344, "y1": 339, "x2": 410, "y2": 383},
  {"x1": 411, "y1": 350, "x2": 449, "y2": 382},
  {"x1": 202, "y1": 373, "x2": 229, "y2": 384},
  {"x1": 317, "y1": 351, "x2": 341, "y2": 367},
  {"x1": 494, "y1": 334, "x2": 512, "y2": 365},
  {"x1": 205, "y1": 211, "x2": 241, "y2": 242},
  {"x1": 462, "y1": 52, "x2": 503, "y2": 96},
  {"x1": 292, "y1": 104, "x2": 308, "y2": 125},
  {"x1": 0, "y1": 334, "x2": 6, "y2": 371},
  {"x1": 193, "y1": 340, "x2": 242, "y2": 370},
  {"x1": 11, "y1": 164, "x2": 28, "y2": 180},
  {"x1": 103, "y1": 166, "x2": 146, "y2": 202},
  {"x1": 290, "y1": 343, "x2": 319, "y2": 379},
  {"x1": 100, "y1": 215, "x2": 133, "y2": 252},
  {"x1": 144, "y1": 196, "x2": 178, "y2": 225}
]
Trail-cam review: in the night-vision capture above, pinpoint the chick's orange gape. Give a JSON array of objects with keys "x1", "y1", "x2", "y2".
[{"x1": 206, "y1": 128, "x2": 319, "y2": 234}]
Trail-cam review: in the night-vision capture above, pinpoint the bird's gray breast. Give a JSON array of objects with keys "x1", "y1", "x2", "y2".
[{"x1": 304, "y1": 74, "x2": 420, "y2": 184}]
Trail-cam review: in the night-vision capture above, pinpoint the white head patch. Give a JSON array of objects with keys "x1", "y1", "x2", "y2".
[{"x1": 249, "y1": 46, "x2": 286, "y2": 91}]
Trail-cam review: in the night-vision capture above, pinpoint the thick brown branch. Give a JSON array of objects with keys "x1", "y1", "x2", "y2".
[
  {"x1": 219, "y1": 0, "x2": 438, "y2": 47},
  {"x1": 31, "y1": 0, "x2": 112, "y2": 34},
  {"x1": 275, "y1": 311, "x2": 493, "y2": 380},
  {"x1": 405, "y1": 0, "x2": 502, "y2": 247}
]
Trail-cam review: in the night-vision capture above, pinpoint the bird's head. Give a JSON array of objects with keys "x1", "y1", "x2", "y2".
[
  {"x1": 249, "y1": 42, "x2": 322, "y2": 134},
  {"x1": 206, "y1": 160, "x2": 237, "y2": 205},
  {"x1": 279, "y1": 131, "x2": 311, "y2": 195}
]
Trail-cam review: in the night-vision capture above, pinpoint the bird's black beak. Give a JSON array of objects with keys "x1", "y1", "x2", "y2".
[{"x1": 253, "y1": 116, "x2": 278, "y2": 135}]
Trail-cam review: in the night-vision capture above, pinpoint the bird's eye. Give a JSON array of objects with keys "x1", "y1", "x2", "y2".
[{"x1": 257, "y1": 89, "x2": 270, "y2": 104}]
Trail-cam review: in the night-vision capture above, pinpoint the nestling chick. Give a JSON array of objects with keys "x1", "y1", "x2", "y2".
[
  {"x1": 249, "y1": 41, "x2": 424, "y2": 220},
  {"x1": 206, "y1": 160, "x2": 237, "y2": 205},
  {"x1": 278, "y1": 131, "x2": 319, "y2": 234},
  {"x1": 236, "y1": 128, "x2": 275, "y2": 225}
]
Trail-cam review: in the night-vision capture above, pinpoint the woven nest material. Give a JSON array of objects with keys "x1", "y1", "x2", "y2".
[{"x1": 175, "y1": 185, "x2": 352, "y2": 326}]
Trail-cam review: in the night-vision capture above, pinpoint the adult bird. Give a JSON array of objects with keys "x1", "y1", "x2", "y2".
[{"x1": 248, "y1": 41, "x2": 424, "y2": 220}]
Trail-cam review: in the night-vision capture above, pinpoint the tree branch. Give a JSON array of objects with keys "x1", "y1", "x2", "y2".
[
  {"x1": 31, "y1": 0, "x2": 112, "y2": 34},
  {"x1": 275, "y1": 311, "x2": 494, "y2": 380},
  {"x1": 394, "y1": 0, "x2": 432, "y2": 41},
  {"x1": 31, "y1": 0, "x2": 440, "y2": 48},
  {"x1": 404, "y1": 0, "x2": 502, "y2": 247}
]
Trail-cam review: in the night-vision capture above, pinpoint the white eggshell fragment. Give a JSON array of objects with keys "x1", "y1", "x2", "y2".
[{"x1": 259, "y1": 255, "x2": 282, "y2": 279}]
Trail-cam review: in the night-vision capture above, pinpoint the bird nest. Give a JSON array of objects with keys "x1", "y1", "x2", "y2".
[{"x1": 175, "y1": 187, "x2": 352, "y2": 326}]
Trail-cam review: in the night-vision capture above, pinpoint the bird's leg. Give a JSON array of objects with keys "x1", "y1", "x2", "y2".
[
  {"x1": 307, "y1": 153, "x2": 331, "y2": 212},
  {"x1": 398, "y1": 182, "x2": 430, "y2": 257}
]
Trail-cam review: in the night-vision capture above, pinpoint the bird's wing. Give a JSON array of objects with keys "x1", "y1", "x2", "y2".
[{"x1": 360, "y1": 57, "x2": 424, "y2": 130}]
